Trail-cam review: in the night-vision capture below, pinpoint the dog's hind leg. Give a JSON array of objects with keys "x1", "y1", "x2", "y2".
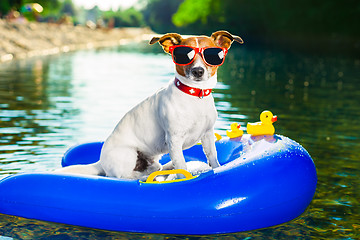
[
  {"x1": 99, "y1": 147, "x2": 162, "y2": 179},
  {"x1": 54, "y1": 162, "x2": 105, "y2": 176},
  {"x1": 99, "y1": 146, "x2": 138, "y2": 179}
]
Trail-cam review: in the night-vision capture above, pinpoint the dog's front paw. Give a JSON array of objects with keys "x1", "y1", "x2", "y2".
[
  {"x1": 187, "y1": 161, "x2": 212, "y2": 175},
  {"x1": 166, "y1": 174, "x2": 179, "y2": 181}
]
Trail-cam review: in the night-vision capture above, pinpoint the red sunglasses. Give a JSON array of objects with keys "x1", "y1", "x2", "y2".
[{"x1": 169, "y1": 45, "x2": 228, "y2": 66}]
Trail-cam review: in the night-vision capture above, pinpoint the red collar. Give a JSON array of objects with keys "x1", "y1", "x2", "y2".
[{"x1": 174, "y1": 78, "x2": 212, "y2": 98}]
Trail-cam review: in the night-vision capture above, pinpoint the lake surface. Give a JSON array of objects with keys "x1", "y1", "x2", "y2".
[{"x1": 0, "y1": 43, "x2": 359, "y2": 239}]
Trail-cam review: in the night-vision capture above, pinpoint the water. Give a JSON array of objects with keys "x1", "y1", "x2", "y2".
[{"x1": 0, "y1": 43, "x2": 359, "y2": 239}]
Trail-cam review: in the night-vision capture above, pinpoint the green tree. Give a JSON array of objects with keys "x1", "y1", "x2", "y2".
[
  {"x1": 170, "y1": 0, "x2": 360, "y2": 44},
  {"x1": 142, "y1": 0, "x2": 183, "y2": 33},
  {"x1": 0, "y1": 0, "x2": 21, "y2": 16},
  {"x1": 61, "y1": 0, "x2": 76, "y2": 17},
  {"x1": 103, "y1": 7, "x2": 145, "y2": 27},
  {"x1": 0, "y1": 0, "x2": 61, "y2": 18},
  {"x1": 173, "y1": 0, "x2": 211, "y2": 26},
  {"x1": 22, "y1": 0, "x2": 61, "y2": 15}
]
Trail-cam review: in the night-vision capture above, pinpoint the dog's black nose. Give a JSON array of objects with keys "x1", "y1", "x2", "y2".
[{"x1": 191, "y1": 67, "x2": 204, "y2": 78}]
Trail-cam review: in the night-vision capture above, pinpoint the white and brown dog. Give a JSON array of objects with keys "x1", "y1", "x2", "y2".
[{"x1": 57, "y1": 31, "x2": 243, "y2": 179}]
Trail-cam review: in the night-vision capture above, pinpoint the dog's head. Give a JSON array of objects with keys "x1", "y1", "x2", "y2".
[{"x1": 150, "y1": 31, "x2": 243, "y2": 87}]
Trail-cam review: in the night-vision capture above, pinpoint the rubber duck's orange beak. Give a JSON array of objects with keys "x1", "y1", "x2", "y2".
[{"x1": 272, "y1": 116, "x2": 278, "y2": 123}]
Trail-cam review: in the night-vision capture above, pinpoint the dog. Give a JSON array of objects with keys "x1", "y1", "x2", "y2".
[{"x1": 56, "y1": 31, "x2": 243, "y2": 179}]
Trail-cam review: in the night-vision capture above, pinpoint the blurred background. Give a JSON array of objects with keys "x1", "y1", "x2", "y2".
[{"x1": 1, "y1": 0, "x2": 359, "y2": 55}]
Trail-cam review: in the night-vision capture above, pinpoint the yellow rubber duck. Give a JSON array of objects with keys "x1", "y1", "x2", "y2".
[
  {"x1": 246, "y1": 110, "x2": 277, "y2": 136},
  {"x1": 226, "y1": 123, "x2": 244, "y2": 138}
]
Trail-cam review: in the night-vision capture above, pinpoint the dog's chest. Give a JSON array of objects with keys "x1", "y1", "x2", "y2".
[
  {"x1": 180, "y1": 100, "x2": 216, "y2": 128},
  {"x1": 160, "y1": 92, "x2": 217, "y2": 141},
  {"x1": 182, "y1": 100, "x2": 217, "y2": 147}
]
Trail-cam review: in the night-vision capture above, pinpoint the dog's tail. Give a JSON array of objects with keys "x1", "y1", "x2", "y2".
[{"x1": 54, "y1": 162, "x2": 105, "y2": 176}]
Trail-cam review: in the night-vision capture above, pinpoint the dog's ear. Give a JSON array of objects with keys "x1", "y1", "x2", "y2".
[
  {"x1": 211, "y1": 30, "x2": 244, "y2": 49},
  {"x1": 149, "y1": 33, "x2": 183, "y2": 53}
]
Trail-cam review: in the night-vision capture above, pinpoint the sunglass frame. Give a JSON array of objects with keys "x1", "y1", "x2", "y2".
[{"x1": 169, "y1": 45, "x2": 228, "y2": 66}]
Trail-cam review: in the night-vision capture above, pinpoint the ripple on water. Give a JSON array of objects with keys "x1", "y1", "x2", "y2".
[{"x1": 0, "y1": 46, "x2": 359, "y2": 239}]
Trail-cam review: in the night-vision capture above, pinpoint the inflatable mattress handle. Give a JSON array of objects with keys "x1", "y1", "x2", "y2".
[{"x1": 145, "y1": 169, "x2": 194, "y2": 183}]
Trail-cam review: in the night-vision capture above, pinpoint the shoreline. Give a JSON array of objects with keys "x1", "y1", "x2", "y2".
[{"x1": 0, "y1": 20, "x2": 154, "y2": 63}]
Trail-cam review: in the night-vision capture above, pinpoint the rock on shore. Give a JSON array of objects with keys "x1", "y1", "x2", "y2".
[{"x1": 0, "y1": 19, "x2": 154, "y2": 62}]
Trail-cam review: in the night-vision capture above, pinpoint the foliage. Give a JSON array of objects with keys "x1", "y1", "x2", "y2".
[
  {"x1": 22, "y1": 0, "x2": 61, "y2": 15},
  {"x1": 1, "y1": 0, "x2": 358, "y2": 52},
  {"x1": 0, "y1": 0, "x2": 21, "y2": 16},
  {"x1": 0, "y1": 1, "x2": 13, "y2": 16},
  {"x1": 142, "y1": 0, "x2": 183, "y2": 33},
  {"x1": 60, "y1": 0, "x2": 76, "y2": 17},
  {"x1": 0, "y1": 0, "x2": 61, "y2": 18},
  {"x1": 172, "y1": 0, "x2": 213, "y2": 26},
  {"x1": 103, "y1": 7, "x2": 145, "y2": 28},
  {"x1": 139, "y1": 0, "x2": 359, "y2": 53},
  {"x1": 171, "y1": 0, "x2": 360, "y2": 40}
]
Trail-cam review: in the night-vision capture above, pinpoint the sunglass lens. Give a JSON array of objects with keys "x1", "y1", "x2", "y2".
[
  {"x1": 203, "y1": 48, "x2": 225, "y2": 65},
  {"x1": 173, "y1": 47, "x2": 195, "y2": 65}
]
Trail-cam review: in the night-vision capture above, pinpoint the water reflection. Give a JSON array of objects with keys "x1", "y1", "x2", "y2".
[
  {"x1": 0, "y1": 47, "x2": 175, "y2": 176},
  {"x1": 0, "y1": 44, "x2": 359, "y2": 239},
  {"x1": 217, "y1": 47, "x2": 360, "y2": 240},
  {"x1": 0, "y1": 55, "x2": 77, "y2": 175}
]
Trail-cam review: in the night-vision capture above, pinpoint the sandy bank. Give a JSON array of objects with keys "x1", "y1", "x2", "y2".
[{"x1": 0, "y1": 19, "x2": 154, "y2": 62}]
